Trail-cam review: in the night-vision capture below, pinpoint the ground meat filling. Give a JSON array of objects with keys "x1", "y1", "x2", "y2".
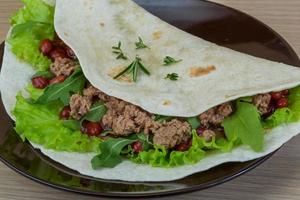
[
  {"x1": 199, "y1": 102, "x2": 233, "y2": 127},
  {"x1": 152, "y1": 119, "x2": 191, "y2": 148},
  {"x1": 50, "y1": 58, "x2": 77, "y2": 77},
  {"x1": 70, "y1": 94, "x2": 92, "y2": 120},
  {"x1": 252, "y1": 94, "x2": 272, "y2": 115},
  {"x1": 79, "y1": 85, "x2": 192, "y2": 147}
]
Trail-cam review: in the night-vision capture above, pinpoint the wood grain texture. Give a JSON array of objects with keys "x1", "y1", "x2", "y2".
[{"x1": 0, "y1": 0, "x2": 299, "y2": 199}]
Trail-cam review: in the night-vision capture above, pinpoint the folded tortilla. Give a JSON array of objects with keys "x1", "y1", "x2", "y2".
[{"x1": 1, "y1": 0, "x2": 300, "y2": 181}]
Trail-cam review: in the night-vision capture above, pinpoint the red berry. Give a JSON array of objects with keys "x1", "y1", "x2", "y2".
[
  {"x1": 132, "y1": 141, "x2": 143, "y2": 153},
  {"x1": 49, "y1": 75, "x2": 66, "y2": 85},
  {"x1": 196, "y1": 127, "x2": 206, "y2": 136},
  {"x1": 59, "y1": 106, "x2": 71, "y2": 120},
  {"x1": 271, "y1": 91, "x2": 282, "y2": 101},
  {"x1": 65, "y1": 47, "x2": 77, "y2": 60},
  {"x1": 175, "y1": 139, "x2": 192, "y2": 152},
  {"x1": 281, "y1": 89, "x2": 289, "y2": 96},
  {"x1": 40, "y1": 39, "x2": 53, "y2": 55},
  {"x1": 83, "y1": 122, "x2": 103, "y2": 136},
  {"x1": 276, "y1": 98, "x2": 289, "y2": 108},
  {"x1": 49, "y1": 48, "x2": 67, "y2": 61},
  {"x1": 31, "y1": 76, "x2": 49, "y2": 89}
]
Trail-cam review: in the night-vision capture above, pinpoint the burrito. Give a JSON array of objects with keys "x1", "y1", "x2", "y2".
[{"x1": 1, "y1": 0, "x2": 300, "y2": 182}]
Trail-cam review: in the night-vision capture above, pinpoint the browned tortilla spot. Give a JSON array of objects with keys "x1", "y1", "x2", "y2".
[
  {"x1": 189, "y1": 65, "x2": 216, "y2": 77},
  {"x1": 108, "y1": 66, "x2": 133, "y2": 83},
  {"x1": 153, "y1": 31, "x2": 163, "y2": 40},
  {"x1": 100, "y1": 22, "x2": 105, "y2": 27},
  {"x1": 163, "y1": 100, "x2": 171, "y2": 106},
  {"x1": 64, "y1": 32, "x2": 69, "y2": 37}
]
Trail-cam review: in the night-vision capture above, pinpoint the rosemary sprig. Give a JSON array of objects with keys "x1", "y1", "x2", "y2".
[
  {"x1": 135, "y1": 37, "x2": 149, "y2": 49},
  {"x1": 112, "y1": 41, "x2": 127, "y2": 60},
  {"x1": 163, "y1": 56, "x2": 182, "y2": 66},
  {"x1": 114, "y1": 56, "x2": 150, "y2": 82},
  {"x1": 165, "y1": 73, "x2": 179, "y2": 81}
]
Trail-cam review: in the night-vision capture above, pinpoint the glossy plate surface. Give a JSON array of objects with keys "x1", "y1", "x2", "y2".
[{"x1": 0, "y1": 0, "x2": 299, "y2": 197}]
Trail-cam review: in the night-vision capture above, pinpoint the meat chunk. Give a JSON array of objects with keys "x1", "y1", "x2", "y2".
[
  {"x1": 50, "y1": 58, "x2": 77, "y2": 77},
  {"x1": 252, "y1": 94, "x2": 271, "y2": 114},
  {"x1": 199, "y1": 102, "x2": 233, "y2": 127},
  {"x1": 101, "y1": 102, "x2": 156, "y2": 136},
  {"x1": 70, "y1": 94, "x2": 92, "y2": 120},
  {"x1": 83, "y1": 85, "x2": 102, "y2": 100},
  {"x1": 202, "y1": 130, "x2": 216, "y2": 142},
  {"x1": 152, "y1": 119, "x2": 191, "y2": 148}
]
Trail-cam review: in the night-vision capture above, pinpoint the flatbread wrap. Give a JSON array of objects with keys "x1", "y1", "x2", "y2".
[{"x1": 1, "y1": 0, "x2": 300, "y2": 182}]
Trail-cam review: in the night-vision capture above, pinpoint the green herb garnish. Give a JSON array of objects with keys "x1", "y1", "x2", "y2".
[
  {"x1": 222, "y1": 101, "x2": 263, "y2": 152},
  {"x1": 163, "y1": 56, "x2": 182, "y2": 66},
  {"x1": 165, "y1": 73, "x2": 179, "y2": 81},
  {"x1": 80, "y1": 102, "x2": 107, "y2": 124},
  {"x1": 112, "y1": 41, "x2": 127, "y2": 60},
  {"x1": 135, "y1": 37, "x2": 149, "y2": 49},
  {"x1": 114, "y1": 56, "x2": 150, "y2": 82},
  {"x1": 36, "y1": 68, "x2": 86, "y2": 105}
]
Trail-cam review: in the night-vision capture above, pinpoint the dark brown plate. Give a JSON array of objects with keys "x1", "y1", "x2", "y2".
[{"x1": 0, "y1": 0, "x2": 299, "y2": 197}]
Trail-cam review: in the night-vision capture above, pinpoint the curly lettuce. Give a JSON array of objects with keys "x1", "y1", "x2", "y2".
[
  {"x1": 11, "y1": 0, "x2": 54, "y2": 25},
  {"x1": 130, "y1": 131, "x2": 234, "y2": 167},
  {"x1": 264, "y1": 86, "x2": 300, "y2": 128},
  {"x1": 8, "y1": 0, "x2": 55, "y2": 71},
  {"x1": 13, "y1": 94, "x2": 101, "y2": 153}
]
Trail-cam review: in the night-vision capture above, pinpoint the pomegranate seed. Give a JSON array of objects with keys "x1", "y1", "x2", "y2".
[
  {"x1": 175, "y1": 139, "x2": 192, "y2": 152},
  {"x1": 132, "y1": 141, "x2": 143, "y2": 153},
  {"x1": 49, "y1": 48, "x2": 67, "y2": 61},
  {"x1": 49, "y1": 75, "x2": 66, "y2": 85},
  {"x1": 271, "y1": 91, "x2": 282, "y2": 101},
  {"x1": 281, "y1": 89, "x2": 289, "y2": 97},
  {"x1": 40, "y1": 39, "x2": 53, "y2": 55},
  {"x1": 83, "y1": 122, "x2": 103, "y2": 136},
  {"x1": 65, "y1": 47, "x2": 77, "y2": 60},
  {"x1": 196, "y1": 127, "x2": 206, "y2": 136},
  {"x1": 276, "y1": 98, "x2": 289, "y2": 108},
  {"x1": 31, "y1": 76, "x2": 49, "y2": 89},
  {"x1": 59, "y1": 106, "x2": 71, "y2": 120}
]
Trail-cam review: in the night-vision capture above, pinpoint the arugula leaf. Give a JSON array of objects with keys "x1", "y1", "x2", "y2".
[
  {"x1": 222, "y1": 101, "x2": 263, "y2": 152},
  {"x1": 32, "y1": 70, "x2": 54, "y2": 79},
  {"x1": 137, "y1": 133, "x2": 153, "y2": 151},
  {"x1": 36, "y1": 68, "x2": 86, "y2": 105},
  {"x1": 80, "y1": 102, "x2": 107, "y2": 124},
  {"x1": 154, "y1": 115, "x2": 174, "y2": 122},
  {"x1": 91, "y1": 135, "x2": 138, "y2": 168},
  {"x1": 63, "y1": 120, "x2": 81, "y2": 131},
  {"x1": 187, "y1": 117, "x2": 201, "y2": 129}
]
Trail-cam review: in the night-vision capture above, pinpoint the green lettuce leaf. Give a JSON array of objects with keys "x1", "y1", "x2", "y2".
[
  {"x1": 26, "y1": 83, "x2": 44, "y2": 100},
  {"x1": 222, "y1": 101, "x2": 263, "y2": 152},
  {"x1": 264, "y1": 86, "x2": 300, "y2": 128},
  {"x1": 13, "y1": 94, "x2": 101, "y2": 153},
  {"x1": 8, "y1": 21, "x2": 54, "y2": 71},
  {"x1": 91, "y1": 135, "x2": 139, "y2": 169},
  {"x1": 11, "y1": 0, "x2": 54, "y2": 25},
  {"x1": 8, "y1": 0, "x2": 55, "y2": 71},
  {"x1": 130, "y1": 131, "x2": 233, "y2": 167}
]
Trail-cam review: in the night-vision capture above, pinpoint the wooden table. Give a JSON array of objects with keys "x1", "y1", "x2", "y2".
[{"x1": 0, "y1": 1, "x2": 300, "y2": 199}]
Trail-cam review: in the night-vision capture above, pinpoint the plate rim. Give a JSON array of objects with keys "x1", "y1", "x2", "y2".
[{"x1": 0, "y1": 0, "x2": 299, "y2": 197}]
